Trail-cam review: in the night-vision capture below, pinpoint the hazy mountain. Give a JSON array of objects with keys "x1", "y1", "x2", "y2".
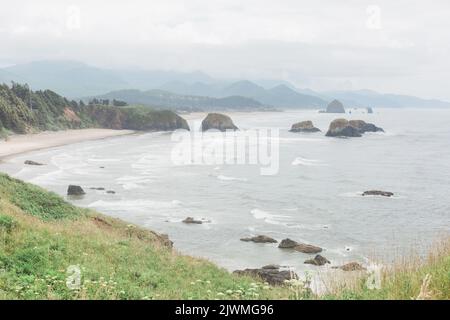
[
  {"x1": 322, "y1": 90, "x2": 450, "y2": 108},
  {"x1": 1, "y1": 60, "x2": 449, "y2": 109},
  {"x1": 1, "y1": 61, "x2": 127, "y2": 98},
  {"x1": 90, "y1": 89, "x2": 265, "y2": 111},
  {"x1": 159, "y1": 80, "x2": 327, "y2": 108},
  {"x1": 158, "y1": 81, "x2": 224, "y2": 97},
  {"x1": 0, "y1": 61, "x2": 215, "y2": 98}
]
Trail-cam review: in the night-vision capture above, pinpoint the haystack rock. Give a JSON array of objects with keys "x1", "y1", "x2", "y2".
[
  {"x1": 325, "y1": 119, "x2": 362, "y2": 137},
  {"x1": 367, "y1": 107, "x2": 374, "y2": 114},
  {"x1": 348, "y1": 120, "x2": 384, "y2": 134},
  {"x1": 289, "y1": 121, "x2": 321, "y2": 133},
  {"x1": 201, "y1": 113, "x2": 238, "y2": 132},
  {"x1": 326, "y1": 100, "x2": 346, "y2": 113}
]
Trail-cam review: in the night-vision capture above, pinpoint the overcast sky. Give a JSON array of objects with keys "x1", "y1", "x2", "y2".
[{"x1": 1, "y1": 0, "x2": 449, "y2": 99}]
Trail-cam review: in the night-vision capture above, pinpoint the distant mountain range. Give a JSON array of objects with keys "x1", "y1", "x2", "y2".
[
  {"x1": 90, "y1": 89, "x2": 265, "y2": 111},
  {"x1": 1, "y1": 60, "x2": 449, "y2": 110}
]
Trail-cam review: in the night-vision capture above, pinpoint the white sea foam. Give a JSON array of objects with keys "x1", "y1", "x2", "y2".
[
  {"x1": 217, "y1": 175, "x2": 248, "y2": 182},
  {"x1": 291, "y1": 157, "x2": 327, "y2": 166},
  {"x1": 88, "y1": 199, "x2": 181, "y2": 212}
]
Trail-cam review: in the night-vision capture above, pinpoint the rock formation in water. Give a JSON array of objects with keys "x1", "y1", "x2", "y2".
[
  {"x1": 233, "y1": 264, "x2": 298, "y2": 286},
  {"x1": 367, "y1": 107, "x2": 374, "y2": 114},
  {"x1": 325, "y1": 100, "x2": 346, "y2": 113},
  {"x1": 289, "y1": 120, "x2": 321, "y2": 133},
  {"x1": 278, "y1": 238, "x2": 322, "y2": 254},
  {"x1": 67, "y1": 185, "x2": 85, "y2": 196},
  {"x1": 304, "y1": 255, "x2": 331, "y2": 266},
  {"x1": 24, "y1": 160, "x2": 44, "y2": 166},
  {"x1": 348, "y1": 120, "x2": 384, "y2": 134},
  {"x1": 201, "y1": 113, "x2": 238, "y2": 132},
  {"x1": 362, "y1": 190, "x2": 394, "y2": 197},
  {"x1": 333, "y1": 262, "x2": 366, "y2": 271},
  {"x1": 182, "y1": 217, "x2": 211, "y2": 224},
  {"x1": 240, "y1": 235, "x2": 278, "y2": 243},
  {"x1": 325, "y1": 119, "x2": 362, "y2": 137}
]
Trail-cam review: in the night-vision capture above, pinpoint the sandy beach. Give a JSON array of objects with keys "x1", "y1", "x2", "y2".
[{"x1": 0, "y1": 129, "x2": 136, "y2": 160}]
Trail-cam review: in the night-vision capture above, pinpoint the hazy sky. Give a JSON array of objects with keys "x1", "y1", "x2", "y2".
[{"x1": 1, "y1": 0, "x2": 449, "y2": 99}]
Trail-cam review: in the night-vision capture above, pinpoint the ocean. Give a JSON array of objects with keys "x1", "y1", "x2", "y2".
[{"x1": 1, "y1": 108, "x2": 449, "y2": 274}]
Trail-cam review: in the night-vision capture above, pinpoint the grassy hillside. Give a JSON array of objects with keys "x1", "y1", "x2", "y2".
[
  {"x1": 0, "y1": 173, "x2": 289, "y2": 299},
  {"x1": 0, "y1": 173, "x2": 448, "y2": 300},
  {"x1": 0, "y1": 83, "x2": 189, "y2": 136}
]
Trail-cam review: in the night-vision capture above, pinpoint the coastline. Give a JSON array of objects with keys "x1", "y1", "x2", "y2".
[{"x1": 0, "y1": 128, "x2": 137, "y2": 161}]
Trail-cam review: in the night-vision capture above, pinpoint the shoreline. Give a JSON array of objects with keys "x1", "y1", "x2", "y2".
[{"x1": 0, "y1": 128, "x2": 137, "y2": 161}]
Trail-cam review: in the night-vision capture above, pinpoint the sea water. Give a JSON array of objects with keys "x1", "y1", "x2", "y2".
[{"x1": 1, "y1": 109, "x2": 449, "y2": 273}]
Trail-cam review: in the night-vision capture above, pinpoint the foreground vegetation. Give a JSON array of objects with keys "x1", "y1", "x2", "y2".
[{"x1": 0, "y1": 173, "x2": 448, "y2": 300}]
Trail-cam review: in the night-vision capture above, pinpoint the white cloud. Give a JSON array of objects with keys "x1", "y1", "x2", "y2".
[{"x1": 0, "y1": 0, "x2": 449, "y2": 99}]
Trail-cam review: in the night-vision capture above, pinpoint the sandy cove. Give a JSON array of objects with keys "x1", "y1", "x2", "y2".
[{"x1": 0, "y1": 129, "x2": 136, "y2": 160}]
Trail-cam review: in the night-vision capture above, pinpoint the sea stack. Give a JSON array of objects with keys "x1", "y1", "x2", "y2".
[
  {"x1": 348, "y1": 120, "x2": 384, "y2": 134},
  {"x1": 326, "y1": 100, "x2": 346, "y2": 113},
  {"x1": 289, "y1": 121, "x2": 321, "y2": 133},
  {"x1": 201, "y1": 113, "x2": 238, "y2": 132},
  {"x1": 325, "y1": 119, "x2": 362, "y2": 137}
]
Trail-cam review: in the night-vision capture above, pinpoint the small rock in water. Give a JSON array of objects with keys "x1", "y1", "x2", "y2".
[
  {"x1": 289, "y1": 120, "x2": 321, "y2": 133},
  {"x1": 333, "y1": 262, "x2": 366, "y2": 272},
  {"x1": 201, "y1": 113, "x2": 238, "y2": 132},
  {"x1": 362, "y1": 190, "x2": 394, "y2": 197},
  {"x1": 240, "y1": 235, "x2": 278, "y2": 243},
  {"x1": 90, "y1": 187, "x2": 106, "y2": 191},
  {"x1": 106, "y1": 190, "x2": 116, "y2": 194},
  {"x1": 233, "y1": 265, "x2": 298, "y2": 286},
  {"x1": 278, "y1": 238, "x2": 299, "y2": 248},
  {"x1": 278, "y1": 238, "x2": 322, "y2": 254},
  {"x1": 67, "y1": 185, "x2": 85, "y2": 196},
  {"x1": 24, "y1": 160, "x2": 44, "y2": 166},
  {"x1": 182, "y1": 217, "x2": 209, "y2": 224},
  {"x1": 304, "y1": 255, "x2": 330, "y2": 266}
]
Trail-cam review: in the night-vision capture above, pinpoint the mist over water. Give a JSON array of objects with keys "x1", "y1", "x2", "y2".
[{"x1": 2, "y1": 109, "x2": 449, "y2": 273}]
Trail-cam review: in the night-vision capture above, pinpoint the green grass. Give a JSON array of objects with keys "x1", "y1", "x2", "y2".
[
  {"x1": 0, "y1": 172, "x2": 448, "y2": 300},
  {"x1": 0, "y1": 173, "x2": 291, "y2": 299}
]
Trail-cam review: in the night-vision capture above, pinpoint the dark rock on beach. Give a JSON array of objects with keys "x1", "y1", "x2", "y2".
[
  {"x1": 304, "y1": 255, "x2": 330, "y2": 266},
  {"x1": 289, "y1": 121, "x2": 321, "y2": 133},
  {"x1": 333, "y1": 262, "x2": 366, "y2": 272},
  {"x1": 240, "y1": 235, "x2": 278, "y2": 243},
  {"x1": 24, "y1": 160, "x2": 44, "y2": 166},
  {"x1": 325, "y1": 119, "x2": 362, "y2": 137},
  {"x1": 67, "y1": 185, "x2": 85, "y2": 196},
  {"x1": 278, "y1": 238, "x2": 322, "y2": 254},
  {"x1": 362, "y1": 190, "x2": 394, "y2": 197},
  {"x1": 201, "y1": 113, "x2": 238, "y2": 132},
  {"x1": 233, "y1": 265, "x2": 298, "y2": 286}
]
